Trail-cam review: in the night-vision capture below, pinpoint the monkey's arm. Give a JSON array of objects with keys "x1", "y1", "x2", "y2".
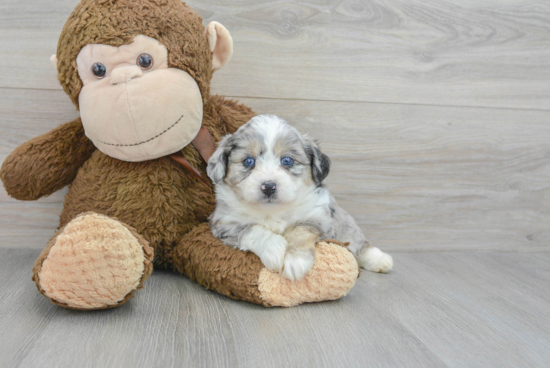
[
  {"x1": 210, "y1": 95, "x2": 256, "y2": 134},
  {"x1": 1, "y1": 118, "x2": 96, "y2": 200},
  {"x1": 172, "y1": 223, "x2": 360, "y2": 307}
]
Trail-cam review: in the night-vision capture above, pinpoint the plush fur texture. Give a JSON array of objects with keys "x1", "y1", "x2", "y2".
[
  {"x1": 0, "y1": 119, "x2": 95, "y2": 200},
  {"x1": 56, "y1": 0, "x2": 213, "y2": 108},
  {"x1": 32, "y1": 212, "x2": 154, "y2": 310},
  {"x1": 258, "y1": 241, "x2": 359, "y2": 307},
  {"x1": 1, "y1": 0, "x2": 361, "y2": 309},
  {"x1": 36, "y1": 213, "x2": 152, "y2": 309},
  {"x1": 76, "y1": 35, "x2": 205, "y2": 161}
]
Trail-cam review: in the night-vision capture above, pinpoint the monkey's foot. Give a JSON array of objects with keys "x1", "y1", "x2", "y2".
[
  {"x1": 258, "y1": 241, "x2": 359, "y2": 307},
  {"x1": 33, "y1": 212, "x2": 153, "y2": 310}
]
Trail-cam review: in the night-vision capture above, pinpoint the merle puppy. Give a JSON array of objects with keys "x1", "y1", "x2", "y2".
[{"x1": 207, "y1": 115, "x2": 393, "y2": 281}]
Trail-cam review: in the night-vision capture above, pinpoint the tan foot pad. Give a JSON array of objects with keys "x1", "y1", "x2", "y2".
[
  {"x1": 37, "y1": 213, "x2": 151, "y2": 309},
  {"x1": 258, "y1": 241, "x2": 359, "y2": 307}
]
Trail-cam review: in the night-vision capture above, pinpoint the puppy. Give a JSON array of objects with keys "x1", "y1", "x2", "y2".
[{"x1": 207, "y1": 115, "x2": 393, "y2": 281}]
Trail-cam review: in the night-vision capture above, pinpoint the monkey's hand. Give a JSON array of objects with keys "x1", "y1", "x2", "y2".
[{"x1": 1, "y1": 118, "x2": 96, "y2": 200}]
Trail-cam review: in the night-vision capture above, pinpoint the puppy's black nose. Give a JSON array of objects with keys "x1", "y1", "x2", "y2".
[{"x1": 261, "y1": 182, "x2": 276, "y2": 196}]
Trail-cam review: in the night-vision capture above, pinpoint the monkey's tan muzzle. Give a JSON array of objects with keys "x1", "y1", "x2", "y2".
[{"x1": 79, "y1": 68, "x2": 203, "y2": 162}]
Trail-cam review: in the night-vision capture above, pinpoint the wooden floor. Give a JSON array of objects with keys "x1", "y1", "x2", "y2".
[
  {"x1": 1, "y1": 0, "x2": 550, "y2": 367},
  {"x1": 1, "y1": 249, "x2": 549, "y2": 368}
]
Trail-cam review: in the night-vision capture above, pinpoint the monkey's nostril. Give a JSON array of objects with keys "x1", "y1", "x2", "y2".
[
  {"x1": 261, "y1": 182, "x2": 276, "y2": 195},
  {"x1": 110, "y1": 66, "x2": 143, "y2": 85}
]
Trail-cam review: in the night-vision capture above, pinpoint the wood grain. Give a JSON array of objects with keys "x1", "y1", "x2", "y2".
[
  {"x1": 2, "y1": 88, "x2": 549, "y2": 251},
  {"x1": 1, "y1": 249, "x2": 549, "y2": 368},
  {"x1": 2, "y1": 1, "x2": 550, "y2": 367},
  {"x1": 1, "y1": 0, "x2": 549, "y2": 109},
  {"x1": 240, "y1": 97, "x2": 550, "y2": 252}
]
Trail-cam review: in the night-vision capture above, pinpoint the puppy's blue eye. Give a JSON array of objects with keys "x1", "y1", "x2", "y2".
[
  {"x1": 243, "y1": 157, "x2": 255, "y2": 168},
  {"x1": 281, "y1": 157, "x2": 294, "y2": 166}
]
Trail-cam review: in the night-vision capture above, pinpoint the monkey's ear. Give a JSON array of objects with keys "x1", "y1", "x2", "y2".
[
  {"x1": 50, "y1": 54, "x2": 58, "y2": 70},
  {"x1": 205, "y1": 21, "x2": 233, "y2": 70}
]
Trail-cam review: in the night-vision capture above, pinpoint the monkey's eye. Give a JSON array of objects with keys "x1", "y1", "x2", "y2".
[
  {"x1": 91, "y1": 63, "x2": 107, "y2": 79},
  {"x1": 243, "y1": 158, "x2": 255, "y2": 168},
  {"x1": 281, "y1": 157, "x2": 294, "y2": 166},
  {"x1": 137, "y1": 53, "x2": 153, "y2": 70}
]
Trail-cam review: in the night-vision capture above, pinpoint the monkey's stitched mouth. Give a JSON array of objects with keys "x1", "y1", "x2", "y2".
[{"x1": 97, "y1": 115, "x2": 184, "y2": 147}]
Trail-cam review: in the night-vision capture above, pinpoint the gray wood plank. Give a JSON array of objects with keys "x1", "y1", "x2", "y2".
[
  {"x1": 0, "y1": 249, "x2": 59, "y2": 366},
  {"x1": 383, "y1": 252, "x2": 550, "y2": 367},
  {"x1": 1, "y1": 249, "x2": 549, "y2": 368},
  {"x1": 240, "y1": 97, "x2": 550, "y2": 252},
  {"x1": 1, "y1": 0, "x2": 550, "y2": 110},
  {"x1": 2, "y1": 88, "x2": 550, "y2": 252}
]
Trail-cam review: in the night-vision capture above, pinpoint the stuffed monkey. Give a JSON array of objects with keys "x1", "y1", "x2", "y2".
[{"x1": 0, "y1": 0, "x2": 359, "y2": 310}]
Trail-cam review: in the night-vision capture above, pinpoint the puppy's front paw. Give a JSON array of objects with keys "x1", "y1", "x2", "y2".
[
  {"x1": 359, "y1": 247, "x2": 393, "y2": 273},
  {"x1": 259, "y1": 235, "x2": 287, "y2": 272},
  {"x1": 282, "y1": 249, "x2": 314, "y2": 281}
]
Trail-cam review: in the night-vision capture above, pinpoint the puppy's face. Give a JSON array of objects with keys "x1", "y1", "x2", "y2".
[{"x1": 207, "y1": 115, "x2": 330, "y2": 206}]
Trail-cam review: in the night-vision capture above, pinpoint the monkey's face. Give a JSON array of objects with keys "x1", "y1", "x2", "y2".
[{"x1": 76, "y1": 35, "x2": 203, "y2": 162}]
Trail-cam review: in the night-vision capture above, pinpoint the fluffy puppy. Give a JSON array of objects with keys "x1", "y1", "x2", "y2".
[{"x1": 207, "y1": 115, "x2": 393, "y2": 281}]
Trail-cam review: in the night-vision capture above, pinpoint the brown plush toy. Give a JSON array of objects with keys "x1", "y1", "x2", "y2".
[{"x1": 0, "y1": 0, "x2": 359, "y2": 310}]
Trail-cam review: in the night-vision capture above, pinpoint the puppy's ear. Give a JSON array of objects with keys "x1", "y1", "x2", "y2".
[
  {"x1": 207, "y1": 135, "x2": 233, "y2": 184},
  {"x1": 304, "y1": 136, "x2": 331, "y2": 184}
]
